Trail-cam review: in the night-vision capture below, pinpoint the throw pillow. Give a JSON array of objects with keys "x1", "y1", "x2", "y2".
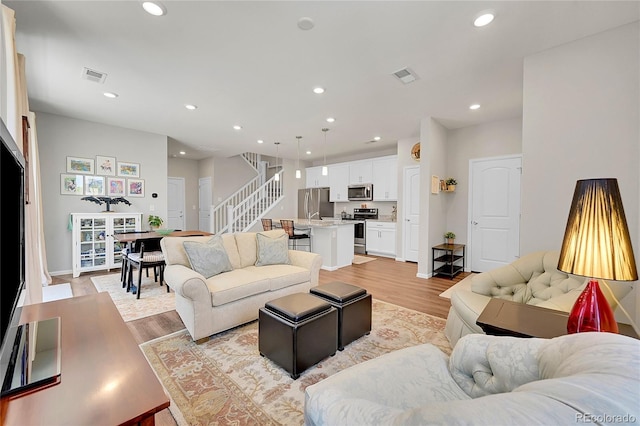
[
  {"x1": 255, "y1": 232, "x2": 291, "y2": 266},
  {"x1": 183, "y1": 236, "x2": 233, "y2": 279}
]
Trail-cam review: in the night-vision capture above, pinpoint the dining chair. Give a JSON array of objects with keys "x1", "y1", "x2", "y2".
[
  {"x1": 280, "y1": 220, "x2": 311, "y2": 251},
  {"x1": 126, "y1": 239, "x2": 168, "y2": 299},
  {"x1": 114, "y1": 230, "x2": 150, "y2": 289},
  {"x1": 261, "y1": 218, "x2": 273, "y2": 231}
]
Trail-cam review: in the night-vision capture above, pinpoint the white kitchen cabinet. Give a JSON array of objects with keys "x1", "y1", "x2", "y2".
[
  {"x1": 328, "y1": 163, "x2": 349, "y2": 202},
  {"x1": 71, "y1": 212, "x2": 142, "y2": 277},
  {"x1": 372, "y1": 155, "x2": 398, "y2": 201},
  {"x1": 305, "y1": 166, "x2": 329, "y2": 188},
  {"x1": 349, "y1": 160, "x2": 373, "y2": 184},
  {"x1": 365, "y1": 221, "x2": 396, "y2": 257}
]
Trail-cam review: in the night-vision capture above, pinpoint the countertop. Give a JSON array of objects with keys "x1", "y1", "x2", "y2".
[{"x1": 289, "y1": 218, "x2": 359, "y2": 227}]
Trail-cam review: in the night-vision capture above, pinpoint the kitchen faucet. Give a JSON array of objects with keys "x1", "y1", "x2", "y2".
[{"x1": 308, "y1": 211, "x2": 319, "y2": 221}]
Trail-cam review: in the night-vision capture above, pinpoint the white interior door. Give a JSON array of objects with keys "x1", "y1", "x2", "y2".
[
  {"x1": 403, "y1": 166, "x2": 420, "y2": 262},
  {"x1": 199, "y1": 177, "x2": 212, "y2": 232},
  {"x1": 167, "y1": 177, "x2": 185, "y2": 230},
  {"x1": 469, "y1": 155, "x2": 522, "y2": 272}
]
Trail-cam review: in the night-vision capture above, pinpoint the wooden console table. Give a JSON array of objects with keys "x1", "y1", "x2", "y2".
[
  {"x1": 476, "y1": 298, "x2": 638, "y2": 339},
  {"x1": 0, "y1": 292, "x2": 169, "y2": 425}
]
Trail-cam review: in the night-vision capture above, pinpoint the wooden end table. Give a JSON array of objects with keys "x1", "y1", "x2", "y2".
[
  {"x1": 1, "y1": 292, "x2": 169, "y2": 425},
  {"x1": 476, "y1": 298, "x2": 638, "y2": 339}
]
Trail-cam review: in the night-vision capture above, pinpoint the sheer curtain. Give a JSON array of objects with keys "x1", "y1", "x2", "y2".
[{"x1": 2, "y1": 5, "x2": 51, "y2": 305}]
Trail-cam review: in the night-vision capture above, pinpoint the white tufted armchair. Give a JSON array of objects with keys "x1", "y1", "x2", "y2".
[
  {"x1": 304, "y1": 332, "x2": 640, "y2": 425},
  {"x1": 444, "y1": 251, "x2": 633, "y2": 346}
]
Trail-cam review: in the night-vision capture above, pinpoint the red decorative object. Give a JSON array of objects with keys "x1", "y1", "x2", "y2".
[{"x1": 567, "y1": 280, "x2": 618, "y2": 334}]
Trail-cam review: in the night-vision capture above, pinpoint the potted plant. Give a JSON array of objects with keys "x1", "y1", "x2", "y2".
[
  {"x1": 444, "y1": 231, "x2": 456, "y2": 244},
  {"x1": 148, "y1": 215, "x2": 163, "y2": 230},
  {"x1": 445, "y1": 178, "x2": 457, "y2": 191}
]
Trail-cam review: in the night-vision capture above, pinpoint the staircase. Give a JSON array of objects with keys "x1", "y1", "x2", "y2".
[{"x1": 210, "y1": 153, "x2": 283, "y2": 234}]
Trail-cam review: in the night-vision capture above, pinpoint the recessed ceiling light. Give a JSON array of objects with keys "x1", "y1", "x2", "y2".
[
  {"x1": 469, "y1": 104, "x2": 481, "y2": 110},
  {"x1": 142, "y1": 1, "x2": 166, "y2": 16},
  {"x1": 373, "y1": 136, "x2": 381, "y2": 141},
  {"x1": 233, "y1": 125, "x2": 242, "y2": 130},
  {"x1": 326, "y1": 117, "x2": 335, "y2": 123},
  {"x1": 257, "y1": 139, "x2": 264, "y2": 144},
  {"x1": 297, "y1": 17, "x2": 315, "y2": 31},
  {"x1": 473, "y1": 12, "x2": 494, "y2": 27},
  {"x1": 103, "y1": 92, "x2": 118, "y2": 98},
  {"x1": 306, "y1": 151, "x2": 311, "y2": 155},
  {"x1": 185, "y1": 104, "x2": 197, "y2": 110},
  {"x1": 313, "y1": 87, "x2": 325, "y2": 94},
  {"x1": 179, "y1": 151, "x2": 186, "y2": 155}
]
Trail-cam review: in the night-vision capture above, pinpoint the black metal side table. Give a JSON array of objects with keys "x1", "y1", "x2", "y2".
[{"x1": 432, "y1": 243, "x2": 465, "y2": 279}]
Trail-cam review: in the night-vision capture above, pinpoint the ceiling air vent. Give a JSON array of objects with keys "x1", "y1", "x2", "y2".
[
  {"x1": 392, "y1": 67, "x2": 418, "y2": 85},
  {"x1": 81, "y1": 67, "x2": 107, "y2": 84}
]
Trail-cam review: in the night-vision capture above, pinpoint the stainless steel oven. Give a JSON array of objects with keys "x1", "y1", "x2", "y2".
[{"x1": 352, "y1": 208, "x2": 378, "y2": 254}]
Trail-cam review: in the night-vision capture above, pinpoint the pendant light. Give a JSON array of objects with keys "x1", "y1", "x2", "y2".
[
  {"x1": 295, "y1": 136, "x2": 302, "y2": 179},
  {"x1": 321, "y1": 128, "x2": 329, "y2": 176},
  {"x1": 274, "y1": 142, "x2": 280, "y2": 181}
]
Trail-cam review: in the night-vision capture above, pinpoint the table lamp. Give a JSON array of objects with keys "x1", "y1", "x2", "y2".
[{"x1": 557, "y1": 178, "x2": 638, "y2": 334}]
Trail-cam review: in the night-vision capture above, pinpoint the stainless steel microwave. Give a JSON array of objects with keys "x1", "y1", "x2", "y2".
[{"x1": 348, "y1": 184, "x2": 373, "y2": 201}]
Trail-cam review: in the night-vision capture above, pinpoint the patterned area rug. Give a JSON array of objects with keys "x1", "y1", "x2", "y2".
[
  {"x1": 90, "y1": 273, "x2": 175, "y2": 322},
  {"x1": 140, "y1": 299, "x2": 450, "y2": 425}
]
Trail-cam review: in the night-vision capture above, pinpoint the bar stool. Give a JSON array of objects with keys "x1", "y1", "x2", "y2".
[{"x1": 280, "y1": 220, "x2": 311, "y2": 251}]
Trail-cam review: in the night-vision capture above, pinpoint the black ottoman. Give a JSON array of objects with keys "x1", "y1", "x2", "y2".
[
  {"x1": 310, "y1": 281, "x2": 372, "y2": 350},
  {"x1": 259, "y1": 293, "x2": 337, "y2": 379}
]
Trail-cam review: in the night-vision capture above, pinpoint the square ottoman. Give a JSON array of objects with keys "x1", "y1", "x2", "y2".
[
  {"x1": 259, "y1": 293, "x2": 338, "y2": 379},
  {"x1": 310, "y1": 281, "x2": 372, "y2": 350}
]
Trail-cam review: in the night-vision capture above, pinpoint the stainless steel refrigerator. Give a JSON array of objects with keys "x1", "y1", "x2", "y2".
[{"x1": 298, "y1": 188, "x2": 334, "y2": 220}]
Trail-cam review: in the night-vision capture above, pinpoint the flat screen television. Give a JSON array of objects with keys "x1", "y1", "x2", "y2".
[{"x1": 0, "y1": 117, "x2": 26, "y2": 394}]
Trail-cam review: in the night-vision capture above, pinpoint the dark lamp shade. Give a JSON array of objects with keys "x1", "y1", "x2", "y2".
[{"x1": 558, "y1": 178, "x2": 637, "y2": 281}]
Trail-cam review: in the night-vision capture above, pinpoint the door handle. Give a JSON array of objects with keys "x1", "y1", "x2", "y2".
[{"x1": 471, "y1": 221, "x2": 478, "y2": 225}]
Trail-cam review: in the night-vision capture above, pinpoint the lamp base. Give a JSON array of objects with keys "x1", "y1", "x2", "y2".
[{"x1": 567, "y1": 279, "x2": 618, "y2": 334}]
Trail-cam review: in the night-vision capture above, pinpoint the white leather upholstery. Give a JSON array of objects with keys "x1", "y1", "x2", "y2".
[
  {"x1": 304, "y1": 332, "x2": 640, "y2": 426},
  {"x1": 444, "y1": 251, "x2": 633, "y2": 346}
]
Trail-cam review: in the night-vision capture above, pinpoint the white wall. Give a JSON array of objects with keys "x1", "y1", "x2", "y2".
[
  {"x1": 37, "y1": 112, "x2": 168, "y2": 275},
  {"x1": 521, "y1": 22, "x2": 639, "y2": 322},
  {"x1": 446, "y1": 117, "x2": 523, "y2": 249}
]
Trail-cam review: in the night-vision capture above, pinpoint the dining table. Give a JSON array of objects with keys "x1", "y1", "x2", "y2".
[{"x1": 113, "y1": 230, "x2": 213, "y2": 293}]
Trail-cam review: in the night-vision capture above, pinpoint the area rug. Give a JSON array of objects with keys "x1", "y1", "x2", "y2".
[
  {"x1": 352, "y1": 255, "x2": 376, "y2": 265},
  {"x1": 140, "y1": 299, "x2": 450, "y2": 425},
  {"x1": 90, "y1": 273, "x2": 175, "y2": 322}
]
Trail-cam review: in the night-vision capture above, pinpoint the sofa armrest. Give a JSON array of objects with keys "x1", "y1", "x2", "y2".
[
  {"x1": 449, "y1": 334, "x2": 544, "y2": 398},
  {"x1": 288, "y1": 250, "x2": 322, "y2": 285},
  {"x1": 164, "y1": 264, "x2": 210, "y2": 301}
]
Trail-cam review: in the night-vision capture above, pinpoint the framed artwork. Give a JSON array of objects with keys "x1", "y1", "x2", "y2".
[
  {"x1": 84, "y1": 175, "x2": 105, "y2": 195},
  {"x1": 66, "y1": 156, "x2": 94, "y2": 174},
  {"x1": 60, "y1": 174, "x2": 84, "y2": 195},
  {"x1": 431, "y1": 175, "x2": 439, "y2": 194},
  {"x1": 96, "y1": 155, "x2": 116, "y2": 176},
  {"x1": 117, "y1": 161, "x2": 140, "y2": 178},
  {"x1": 127, "y1": 178, "x2": 145, "y2": 197},
  {"x1": 107, "y1": 177, "x2": 126, "y2": 196}
]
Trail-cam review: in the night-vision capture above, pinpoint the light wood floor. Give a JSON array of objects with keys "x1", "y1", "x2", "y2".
[{"x1": 50, "y1": 255, "x2": 468, "y2": 425}]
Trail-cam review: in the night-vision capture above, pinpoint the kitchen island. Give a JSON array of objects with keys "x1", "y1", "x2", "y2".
[{"x1": 288, "y1": 219, "x2": 355, "y2": 271}]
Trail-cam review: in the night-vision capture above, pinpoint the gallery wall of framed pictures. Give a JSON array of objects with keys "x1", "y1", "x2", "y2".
[{"x1": 61, "y1": 155, "x2": 145, "y2": 197}]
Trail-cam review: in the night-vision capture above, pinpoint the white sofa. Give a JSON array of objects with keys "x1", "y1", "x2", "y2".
[
  {"x1": 304, "y1": 332, "x2": 640, "y2": 425},
  {"x1": 161, "y1": 229, "x2": 322, "y2": 341},
  {"x1": 444, "y1": 250, "x2": 632, "y2": 346}
]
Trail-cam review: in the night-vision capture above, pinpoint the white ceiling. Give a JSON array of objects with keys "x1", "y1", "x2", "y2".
[{"x1": 6, "y1": 1, "x2": 639, "y2": 161}]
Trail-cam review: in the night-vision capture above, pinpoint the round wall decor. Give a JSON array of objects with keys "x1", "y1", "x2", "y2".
[{"x1": 411, "y1": 142, "x2": 421, "y2": 161}]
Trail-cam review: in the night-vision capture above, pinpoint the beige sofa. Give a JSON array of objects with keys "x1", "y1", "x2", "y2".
[
  {"x1": 444, "y1": 250, "x2": 633, "y2": 346},
  {"x1": 161, "y1": 229, "x2": 322, "y2": 341}
]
